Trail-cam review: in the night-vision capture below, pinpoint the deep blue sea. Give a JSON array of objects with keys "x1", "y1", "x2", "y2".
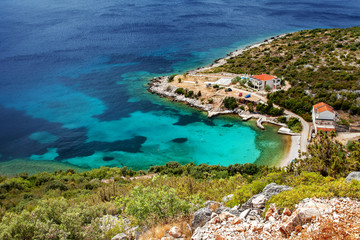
[{"x1": 0, "y1": 0, "x2": 359, "y2": 173}]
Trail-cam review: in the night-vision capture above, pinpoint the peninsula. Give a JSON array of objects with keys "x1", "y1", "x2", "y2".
[{"x1": 149, "y1": 27, "x2": 360, "y2": 166}]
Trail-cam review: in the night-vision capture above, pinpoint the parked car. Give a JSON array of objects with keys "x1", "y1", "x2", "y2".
[{"x1": 238, "y1": 93, "x2": 243, "y2": 97}]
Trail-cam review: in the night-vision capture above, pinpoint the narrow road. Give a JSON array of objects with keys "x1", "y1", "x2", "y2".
[{"x1": 283, "y1": 109, "x2": 310, "y2": 155}]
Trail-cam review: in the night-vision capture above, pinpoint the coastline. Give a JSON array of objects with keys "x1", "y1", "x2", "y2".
[
  {"x1": 148, "y1": 33, "x2": 302, "y2": 168},
  {"x1": 187, "y1": 33, "x2": 290, "y2": 75}
]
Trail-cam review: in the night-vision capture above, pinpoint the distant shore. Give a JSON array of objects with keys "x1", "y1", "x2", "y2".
[
  {"x1": 148, "y1": 32, "x2": 304, "y2": 168},
  {"x1": 187, "y1": 33, "x2": 290, "y2": 75}
]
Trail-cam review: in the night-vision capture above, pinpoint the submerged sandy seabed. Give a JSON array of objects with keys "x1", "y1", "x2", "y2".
[{"x1": 0, "y1": 159, "x2": 87, "y2": 176}]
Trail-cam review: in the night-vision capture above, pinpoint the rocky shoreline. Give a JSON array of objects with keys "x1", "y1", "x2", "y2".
[
  {"x1": 148, "y1": 76, "x2": 239, "y2": 117},
  {"x1": 148, "y1": 32, "x2": 291, "y2": 118}
]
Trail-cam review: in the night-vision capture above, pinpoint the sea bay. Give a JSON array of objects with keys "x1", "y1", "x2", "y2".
[{"x1": 0, "y1": 0, "x2": 359, "y2": 174}]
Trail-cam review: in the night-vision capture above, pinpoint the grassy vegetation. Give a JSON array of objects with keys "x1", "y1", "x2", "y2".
[
  {"x1": 256, "y1": 101, "x2": 284, "y2": 116},
  {"x1": 0, "y1": 134, "x2": 359, "y2": 239},
  {"x1": 207, "y1": 27, "x2": 360, "y2": 119}
]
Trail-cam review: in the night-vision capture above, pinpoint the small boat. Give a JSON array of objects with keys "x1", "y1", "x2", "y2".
[{"x1": 245, "y1": 94, "x2": 251, "y2": 98}]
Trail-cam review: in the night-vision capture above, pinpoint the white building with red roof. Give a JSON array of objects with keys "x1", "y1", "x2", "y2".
[
  {"x1": 312, "y1": 102, "x2": 337, "y2": 134},
  {"x1": 249, "y1": 74, "x2": 281, "y2": 90}
]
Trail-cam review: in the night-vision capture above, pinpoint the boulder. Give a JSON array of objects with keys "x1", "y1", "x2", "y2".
[
  {"x1": 169, "y1": 226, "x2": 182, "y2": 238},
  {"x1": 261, "y1": 183, "x2": 293, "y2": 198},
  {"x1": 345, "y1": 172, "x2": 360, "y2": 182},
  {"x1": 280, "y1": 199, "x2": 327, "y2": 236},
  {"x1": 279, "y1": 209, "x2": 301, "y2": 237},
  {"x1": 111, "y1": 233, "x2": 129, "y2": 240},
  {"x1": 298, "y1": 207, "x2": 322, "y2": 223},
  {"x1": 239, "y1": 209, "x2": 251, "y2": 219},
  {"x1": 240, "y1": 183, "x2": 292, "y2": 211},
  {"x1": 190, "y1": 208, "x2": 212, "y2": 232},
  {"x1": 251, "y1": 194, "x2": 267, "y2": 209}
]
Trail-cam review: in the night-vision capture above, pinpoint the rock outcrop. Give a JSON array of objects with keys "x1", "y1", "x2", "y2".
[
  {"x1": 190, "y1": 208, "x2": 213, "y2": 232},
  {"x1": 191, "y1": 197, "x2": 360, "y2": 240},
  {"x1": 190, "y1": 183, "x2": 291, "y2": 237},
  {"x1": 148, "y1": 76, "x2": 213, "y2": 113},
  {"x1": 239, "y1": 183, "x2": 293, "y2": 212},
  {"x1": 345, "y1": 171, "x2": 360, "y2": 182}
]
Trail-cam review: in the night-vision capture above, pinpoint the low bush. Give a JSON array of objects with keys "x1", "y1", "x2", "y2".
[
  {"x1": 120, "y1": 185, "x2": 192, "y2": 226},
  {"x1": 223, "y1": 97, "x2": 238, "y2": 110}
]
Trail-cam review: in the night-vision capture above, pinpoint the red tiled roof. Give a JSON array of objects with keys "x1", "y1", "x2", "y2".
[
  {"x1": 317, "y1": 127, "x2": 336, "y2": 132},
  {"x1": 313, "y1": 102, "x2": 334, "y2": 113},
  {"x1": 251, "y1": 74, "x2": 276, "y2": 81},
  {"x1": 318, "y1": 105, "x2": 335, "y2": 113},
  {"x1": 313, "y1": 102, "x2": 326, "y2": 109}
]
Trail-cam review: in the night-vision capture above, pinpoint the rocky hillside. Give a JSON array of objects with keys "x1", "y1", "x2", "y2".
[
  {"x1": 146, "y1": 172, "x2": 360, "y2": 240},
  {"x1": 1, "y1": 157, "x2": 360, "y2": 239},
  {"x1": 190, "y1": 197, "x2": 360, "y2": 240}
]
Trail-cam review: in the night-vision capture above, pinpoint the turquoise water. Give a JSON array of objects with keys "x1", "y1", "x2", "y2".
[{"x1": 0, "y1": 0, "x2": 359, "y2": 173}]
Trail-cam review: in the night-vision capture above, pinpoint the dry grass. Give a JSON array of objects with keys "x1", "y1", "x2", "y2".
[{"x1": 139, "y1": 217, "x2": 192, "y2": 240}]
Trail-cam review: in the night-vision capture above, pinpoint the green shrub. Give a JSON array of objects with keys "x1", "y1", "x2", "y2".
[
  {"x1": 266, "y1": 176, "x2": 360, "y2": 212},
  {"x1": 45, "y1": 180, "x2": 68, "y2": 192},
  {"x1": 0, "y1": 198, "x2": 107, "y2": 240},
  {"x1": 168, "y1": 75, "x2": 176, "y2": 82},
  {"x1": 231, "y1": 76, "x2": 241, "y2": 83},
  {"x1": 121, "y1": 185, "x2": 192, "y2": 226},
  {"x1": 223, "y1": 97, "x2": 238, "y2": 110},
  {"x1": 287, "y1": 117, "x2": 302, "y2": 132},
  {"x1": 227, "y1": 172, "x2": 287, "y2": 207},
  {"x1": 278, "y1": 116, "x2": 287, "y2": 123},
  {"x1": 175, "y1": 88, "x2": 185, "y2": 95}
]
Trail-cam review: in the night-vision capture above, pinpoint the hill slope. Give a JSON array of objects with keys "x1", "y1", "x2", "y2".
[{"x1": 208, "y1": 27, "x2": 360, "y2": 119}]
